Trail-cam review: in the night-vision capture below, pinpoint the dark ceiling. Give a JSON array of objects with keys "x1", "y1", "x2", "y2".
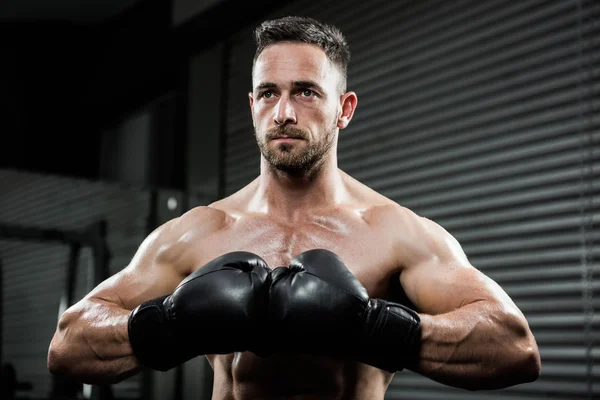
[
  {"x1": 0, "y1": 0, "x2": 230, "y2": 25},
  {"x1": 0, "y1": 0, "x2": 285, "y2": 184},
  {"x1": 0, "y1": 0, "x2": 144, "y2": 23}
]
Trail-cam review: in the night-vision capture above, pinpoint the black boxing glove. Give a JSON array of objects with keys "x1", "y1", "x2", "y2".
[
  {"x1": 127, "y1": 252, "x2": 270, "y2": 371},
  {"x1": 268, "y1": 249, "x2": 421, "y2": 372}
]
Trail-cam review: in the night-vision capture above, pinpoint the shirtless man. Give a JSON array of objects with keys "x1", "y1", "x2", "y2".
[{"x1": 47, "y1": 16, "x2": 541, "y2": 399}]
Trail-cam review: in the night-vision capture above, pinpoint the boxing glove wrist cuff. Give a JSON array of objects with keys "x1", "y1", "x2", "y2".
[
  {"x1": 358, "y1": 299, "x2": 422, "y2": 372},
  {"x1": 128, "y1": 295, "x2": 189, "y2": 372}
]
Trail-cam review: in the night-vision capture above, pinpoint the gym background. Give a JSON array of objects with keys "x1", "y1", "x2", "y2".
[{"x1": 0, "y1": 0, "x2": 597, "y2": 399}]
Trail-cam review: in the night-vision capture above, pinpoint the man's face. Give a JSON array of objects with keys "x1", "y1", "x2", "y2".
[{"x1": 249, "y1": 43, "x2": 343, "y2": 175}]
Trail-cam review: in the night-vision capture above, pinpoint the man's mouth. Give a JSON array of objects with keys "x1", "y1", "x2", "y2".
[{"x1": 272, "y1": 136, "x2": 303, "y2": 141}]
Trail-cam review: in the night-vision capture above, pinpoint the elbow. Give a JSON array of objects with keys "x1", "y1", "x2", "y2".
[
  {"x1": 479, "y1": 311, "x2": 541, "y2": 390},
  {"x1": 47, "y1": 344, "x2": 68, "y2": 376},
  {"x1": 489, "y1": 344, "x2": 540, "y2": 391},
  {"x1": 513, "y1": 338, "x2": 541, "y2": 384},
  {"x1": 47, "y1": 330, "x2": 79, "y2": 380},
  {"x1": 463, "y1": 345, "x2": 540, "y2": 392},
  {"x1": 47, "y1": 329, "x2": 75, "y2": 377},
  {"x1": 48, "y1": 343, "x2": 121, "y2": 386},
  {"x1": 502, "y1": 317, "x2": 542, "y2": 387},
  {"x1": 47, "y1": 308, "x2": 80, "y2": 377}
]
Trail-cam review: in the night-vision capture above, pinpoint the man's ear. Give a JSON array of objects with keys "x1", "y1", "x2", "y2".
[
  {"x1": 248, "y1": 92, "x2": 255, "y2": 126},
  {"x1": 249, "y1": 92, "x2": 254, "y2": 109},
  {"x1": 337, "y1": 91, "x2": 358, "y2": 129}
]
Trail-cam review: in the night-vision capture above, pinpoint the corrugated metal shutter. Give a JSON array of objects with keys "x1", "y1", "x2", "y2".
[
  {"x1": 224, "y1": 0, "x2": 599, "y2": 398},
  {"x1": 0, "y1": 169, "x2": 151, "y2": 399}
]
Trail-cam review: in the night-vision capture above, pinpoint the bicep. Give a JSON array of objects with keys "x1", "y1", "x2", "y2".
[
  {"x1": 401, "y1": 260, "x2": 515, "y2": 315},
  {"x1": 399, "y1": 217, "x2": 521, "y2": 316},
  {"x1": 84, "y1": 224, "x2": 186, "y2": 311}
]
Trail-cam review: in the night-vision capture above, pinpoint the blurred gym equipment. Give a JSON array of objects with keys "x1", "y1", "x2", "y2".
[{"x1": 0, "y1": 221, "x2": 114, "y2": 400}]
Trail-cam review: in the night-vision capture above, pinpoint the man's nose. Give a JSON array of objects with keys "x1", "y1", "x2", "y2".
[{"x1": 274, "y1": 95, "x2": 297, "y2": 125}]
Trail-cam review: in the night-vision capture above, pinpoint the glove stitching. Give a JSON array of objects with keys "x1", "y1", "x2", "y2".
[
  {"x1": 365, "y1": 304, "x2": 378, "y2": 337},
  {"x1": 387, "y1": 308, "x2": 418, "y2": 325},
  {"x1": 375, "y1": 306, "x2": 388, "y2": 333},
  {"x1": 166, "y1": 297, "x2": 175, "y2": 320}
]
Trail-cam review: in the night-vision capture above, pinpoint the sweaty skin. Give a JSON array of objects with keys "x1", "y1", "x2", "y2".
[
  {"x1": 47, "y1": 41, "x2": 540, "y2": 399},
  {"x1": 46, "y1": 177, "x2": 539, "y2": 399}
]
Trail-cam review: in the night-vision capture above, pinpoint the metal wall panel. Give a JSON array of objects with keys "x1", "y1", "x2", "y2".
[
  {"x1": 223, "y1": 0, "x2": 598, "y2": 398},
  {"x1": 0, "y1": 168, "x2": 152, "y2": 398}
]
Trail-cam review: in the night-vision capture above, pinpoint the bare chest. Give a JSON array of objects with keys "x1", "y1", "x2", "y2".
[{"x1": 195, "y1": 213, "x2": 398, "y2": 297}]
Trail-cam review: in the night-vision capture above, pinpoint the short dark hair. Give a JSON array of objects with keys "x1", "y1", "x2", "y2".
[{"x1": 252, "y1": 16, "x2": 350, "y2": 92}]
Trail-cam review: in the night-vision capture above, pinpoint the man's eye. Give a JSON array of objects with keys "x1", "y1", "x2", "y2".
[
  {"x1": 261, "y1": 91, "x2": 273, "y2": 99},
  {"x1": 301, "y1": 89, "x2": 314, "y2": 97}
]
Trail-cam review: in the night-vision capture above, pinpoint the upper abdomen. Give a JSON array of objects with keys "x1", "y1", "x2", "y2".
[{"x1": 210, "y1": 352, "x2": 390, "y2": 400}]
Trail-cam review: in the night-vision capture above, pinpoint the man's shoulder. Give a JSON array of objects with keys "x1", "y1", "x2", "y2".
[
  {"x1": 153, "y1": 205, "x2": 231, "y2": 242},
  {"x1": 181, "y1": 205, "x2": 231, "y2": 226},
  {"x1": 362, "y1": 202, "x2": 423, "y2": 228},
  {"x1": 365, "y1": 201, "x2": 465, "y2": 266},
  {"x1": 130, "y1": 205, "x2": 231, "y2": 273}
]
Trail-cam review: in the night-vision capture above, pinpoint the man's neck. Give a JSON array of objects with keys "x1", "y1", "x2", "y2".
[{"x1": 250, "y1": 156, "x2": 346, "y2": 221}]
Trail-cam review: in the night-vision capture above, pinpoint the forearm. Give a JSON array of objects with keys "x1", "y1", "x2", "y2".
[
  {"x1": 414, "y1": 301, "x2": 540, "y2": 390},
  {"x1": 48, "y1": 299, "x2": 140, "y2": 385}
]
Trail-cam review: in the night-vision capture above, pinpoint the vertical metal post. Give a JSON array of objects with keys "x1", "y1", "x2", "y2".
[
  {"x1": 88, "y1": 220, "x2": 115, "y2": 400},
  {"x1": 0, "y1": 258, "x2": 3, "y2": 367},
  {"x1": 49, "y1": 243, "x2": 83, "y2": 400},
  {"x1": 65, "y1": 244, "x2": 81, "y2": 316}
]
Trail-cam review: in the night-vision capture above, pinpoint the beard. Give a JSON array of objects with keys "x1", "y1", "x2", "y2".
[{"x1": 255, "y1": 123, "x2": 337, "y2": 175}]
